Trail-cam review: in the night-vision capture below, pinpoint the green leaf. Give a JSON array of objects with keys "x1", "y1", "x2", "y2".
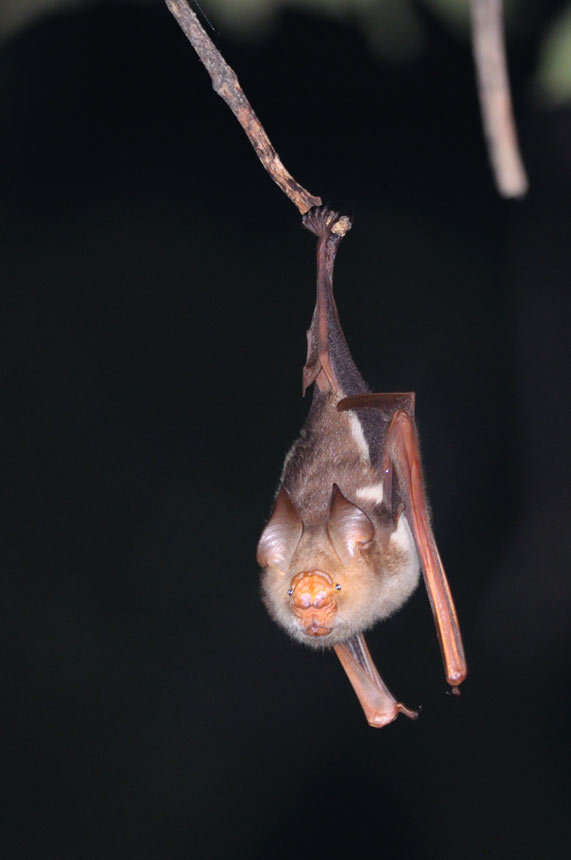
[{"x1": 536, "y1": 4, "x2": 571, "y2": 106}]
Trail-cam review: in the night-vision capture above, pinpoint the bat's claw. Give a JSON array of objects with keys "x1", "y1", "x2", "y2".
[{"x1": 396, "y1": 702, "x2": 419, "y2": 720}]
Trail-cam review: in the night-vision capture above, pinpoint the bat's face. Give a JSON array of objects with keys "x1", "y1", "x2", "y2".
[
  {"x1": 261, "y1": 557, "x2": 385, "y2": 647},
  {"x1": 258, "y1": 486, "x2": 420, "y2": 648}
]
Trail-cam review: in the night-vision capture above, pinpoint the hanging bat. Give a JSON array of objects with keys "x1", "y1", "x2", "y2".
[{"x1": 257, "y1": 207, "x2": 467, "y2": 728}]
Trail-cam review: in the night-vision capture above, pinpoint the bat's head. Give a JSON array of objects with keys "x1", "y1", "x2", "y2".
[{"x1": 257, "y1": 486, "x2": 420, "y2": 648}]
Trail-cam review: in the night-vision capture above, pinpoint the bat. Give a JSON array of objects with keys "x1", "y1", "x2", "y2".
[{"x1": 257, "y1": 206, "x2": 467, "y2": 728}]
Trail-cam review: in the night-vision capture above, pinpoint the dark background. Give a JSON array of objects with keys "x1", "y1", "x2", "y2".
[{"x1": 3, "y1": 2, "x2": 570, "y2": 858}]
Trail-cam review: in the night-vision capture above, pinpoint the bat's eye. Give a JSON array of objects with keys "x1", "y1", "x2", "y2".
[
  {"x1": 335, "y1": 584, "x2": 342, "y2": 591},
  {"x1": 287, "y1": 587, "x2": 294, "y2": 596}
]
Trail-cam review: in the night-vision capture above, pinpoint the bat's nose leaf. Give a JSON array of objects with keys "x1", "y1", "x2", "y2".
[
  {"x1": 291, "y1": 572, "x2": 334, "y2": 609},
  {"x1": 290, "y1": 571, "x2": 338, "y2": 636}
]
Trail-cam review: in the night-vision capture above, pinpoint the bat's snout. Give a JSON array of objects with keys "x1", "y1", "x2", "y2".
[{"x1": 289, "y1": 571, "x2": 337, "y2": 637}]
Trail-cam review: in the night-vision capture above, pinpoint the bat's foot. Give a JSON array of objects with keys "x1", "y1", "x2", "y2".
[{"x1": 302, "y1": 206, "x2": 352, "y2": 239}]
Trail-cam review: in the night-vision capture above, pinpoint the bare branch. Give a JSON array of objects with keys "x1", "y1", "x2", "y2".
[
  {"x1": 164, "y1": 0, "x2": 322, "y2": 215},
  {"x1": 470, "y1": 0, "x2": 528, "y2": 198}
]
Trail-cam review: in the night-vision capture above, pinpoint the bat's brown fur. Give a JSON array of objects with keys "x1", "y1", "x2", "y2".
[{"x1": 260, "y1": 390, "x2": 420, "y2": 648}]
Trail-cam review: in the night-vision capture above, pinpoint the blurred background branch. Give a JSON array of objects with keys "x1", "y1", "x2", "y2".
[{"x1": 1, "y1": 0, "x2": 571, "y2": 108}]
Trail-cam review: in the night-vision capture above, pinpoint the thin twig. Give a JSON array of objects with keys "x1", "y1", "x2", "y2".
[
  {"x1": 164, "y1": 0, "x2": 323, "y2": 216},
  {"x1": 470, "y1": 0, "x2": 528, "y2": 197}
]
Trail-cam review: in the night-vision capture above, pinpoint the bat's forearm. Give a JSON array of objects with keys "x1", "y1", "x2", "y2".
[{"x1": 334, "y1": 635, "x2": 417, "y2": 728}]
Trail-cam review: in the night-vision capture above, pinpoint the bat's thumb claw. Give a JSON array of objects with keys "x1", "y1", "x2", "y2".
[{"x1": 396, "y1": 702, "x2": 419, "y2": 720}]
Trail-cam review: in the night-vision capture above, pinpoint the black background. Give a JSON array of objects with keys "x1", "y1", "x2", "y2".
[{"x1": 3, "y1": 2, "x2": 570, "y2": 858}]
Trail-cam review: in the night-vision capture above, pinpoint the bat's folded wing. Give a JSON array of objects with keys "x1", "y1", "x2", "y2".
[
  {"x1": 386, "y1": 409, "x2": 467, "y2": 687},
  {"x1": 334, "y1": 634, "x2": 417, "y2": 728},
  {"x1": 338, "y1": 396, "x2": 467, "y2": 689}
]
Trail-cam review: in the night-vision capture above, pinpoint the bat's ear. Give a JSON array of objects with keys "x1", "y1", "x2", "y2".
[
  {"x1": 328, "y1": 484, "x2": 374, "y2": 562},
  {"x1": 256, "y1": 488, "x2": 303, "y2": 571}
]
